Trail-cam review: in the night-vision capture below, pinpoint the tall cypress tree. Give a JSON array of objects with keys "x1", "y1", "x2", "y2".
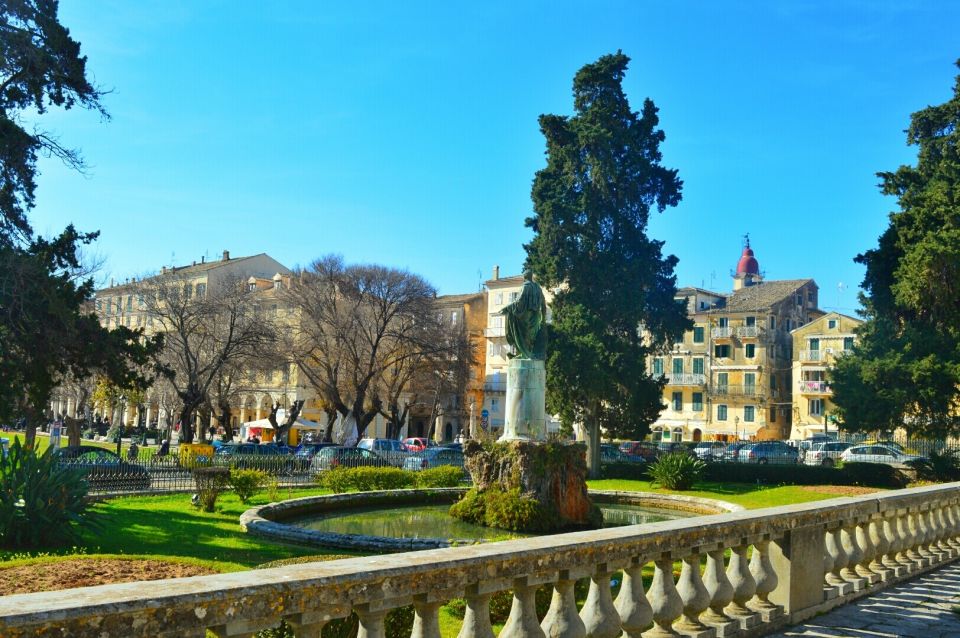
[
  {"x1": 525, "y1": 52, "x2": 690, "y2": 473},
  {"x1": 832, "y1": 61, "x2": 960, "y2": 439}
]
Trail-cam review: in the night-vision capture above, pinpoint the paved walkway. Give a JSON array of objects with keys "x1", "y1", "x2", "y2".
[{"x1": 770, "y1": 562, "x2": 960, "y2": 638}]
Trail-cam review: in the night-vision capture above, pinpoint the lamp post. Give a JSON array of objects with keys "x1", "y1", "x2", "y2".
[
  {"x1": 734, "y1": 415, "x2": 740, "y2": 442},
  {"x1": 117, "y1": 394, "x2": 127, "y2": 456}
]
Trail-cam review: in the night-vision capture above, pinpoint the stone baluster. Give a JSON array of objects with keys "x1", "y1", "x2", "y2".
[
  {"x1": 500, "y1": 578, "x2": 547, "y2": 638},
  {"x1": 880, "y1": 514, "x2": 902, "y2": 574},
  {"x1": 895, "y1": 512, "x2": 916, "y2": 571},
  {"x1": 938, "y1": 505, "x2": 957, "y2": 557},
  {"x1": 748, "y1": 539, "x2": 781, "y2": 621},
  {"x1": 839, "y1": 524, "x2": 866, "y2": 590},
  {"x1": 458, "y1": 586, "x2": 495, "y2": 638},
  {"x1": 945, "y1": 504, "x2": 960, "y2": 551},
  {"x1": 542, "y1": 570, "x2": 586, "y2": 638},
  {"x1": 853, "y1": 519, "x2": 880, "y2": 584},
  {"x1": 646, "y1": 557, "x2": 684, "y2": 638},
  {"x1": 931, "y1": 507, "x2": 952, "y2": 559},
  {"x1": 356, "y1": 606, "x2": 387, "y2": 638},
  {"x1": 580, "y1": 564, "x2": 621, "y2": 638},
  {"x1": 725, "y1": 544, "x2": 759, "y2": 630},
  {"x1": 614, "y1": 560, "x2": 652, "y2": 638},
  {"x1": 285, "y1": 605, "x2": 349, "y2": 638},
  {"x1": 906, "y1": 512, "x2": 927, "y2": 568},
  {"x1": 866, "y1": 518, "x2": 889, "y2": 581},
  {"x1": 701, "y1": 548, "x2": 738, "y2": 637},
  {"x1": 675, "y1": 551, "x2": 713, "y2": 636},
  {"x1": 412, "y1": 598, "x2": 443, "y2": 638},
  {"x1": 915, "y1": 509, "x2": 935, "y2": 562},
  {"x1": 823, "y1": 527, "x2": 849, "y2": 593}
]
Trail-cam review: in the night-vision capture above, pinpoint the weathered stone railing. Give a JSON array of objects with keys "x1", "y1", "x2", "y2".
[{"x1": 1, "y1": 482, "x2": 958, "y2": 637}]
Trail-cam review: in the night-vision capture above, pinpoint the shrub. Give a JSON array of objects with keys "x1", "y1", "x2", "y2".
[
  {"x1": 483, "y1": 487, "x2": 554, "y2": 532},
  {"x1": 599, "y1": 462, "x2": 649, "y2": 481},
  {"x1": 647, "y1": 453, "x2": 705, "y2": 490},
  {"x1": 316, "y1": 467, "x2": 352, "y2": 493},
  {"x1": 193, "y1": 467, "x2": 231, "y2": 512},
  {"x1": 911, "y1": 448, "x2": 960, "y2": 483},
  {"x1": 0, "y1": 440, "x2": 93, "y2": 548},
  {"x1": 702, "y1": 462, "x2": 843, "y2": 485},
  {"x1": 449, "y1": 488, "x2": 488, "y2": 525},
  {"x1": 414, "y1": 465, "x2": 464, "y2": 488},
  {"x1": 841, "y1": 462, "x2": 908, "y2": 488},
  {"x1": 229, "y1": 469, "x2": 269, "y2": 503},
  {"x1": 347, "y1": 467, "x2": 415, "y2": 492},
  {"x1": 253, "y1": 607, "x2": 415, "y2": 638}
]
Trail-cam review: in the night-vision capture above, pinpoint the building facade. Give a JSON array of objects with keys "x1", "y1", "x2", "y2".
[{"x1": 789, "y1": 312, "x2": 862, "y2": 439}]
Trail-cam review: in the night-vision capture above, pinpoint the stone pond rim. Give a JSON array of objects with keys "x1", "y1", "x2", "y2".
[{"x1": 239, "y1": 488, "x2": 742, "y2": 552}]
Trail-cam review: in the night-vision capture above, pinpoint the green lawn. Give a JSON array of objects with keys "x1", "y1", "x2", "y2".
[
  {"x1": 1, "y1": 429, "x2": 149, "y2": 457},
  {"x1": 586, "y1": 479, "x2": 875, "y2": 509}
]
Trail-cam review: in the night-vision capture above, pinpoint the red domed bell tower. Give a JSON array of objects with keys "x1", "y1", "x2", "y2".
[{"x1": 733, "y1": 235, "x2": 762, "y2": 290}]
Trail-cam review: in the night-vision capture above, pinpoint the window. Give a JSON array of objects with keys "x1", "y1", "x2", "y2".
[
  {"x1": 692, "y1": 392, "x2": 703, "y2": 411},
  {"x1": 184, "y1": 284, "x2": 192, "y2": 300},
  {"x1": 195, "y1": 283, "x2": 206, "y2": 298},
  {"x1": 808, "y1": 290, "x2": 815, "y2": 304},
  {"x1": 828, "y1": 319, "x2": 837, "y2": 329},
  {"x1": 693, "y1": 326, "x2": 704, "y2": 343},
  {"x1": 137, "y1": 294, "x2": 145, "y2": 307},
  {"x1": 808, "y1": 338, "x2": 820, "y2": 351},
  {"x1": 770, "y1": 408, "x2": 777, "y2": 423},
  {"x1": 692, "y1": 357, "x2": 704, "y2": 375},
  {"x1": 745, "y1": 344, "x2": 755, "y2": 358},
  {"x1": 717, "y1": 372, "x2": 728, "y2": 390},
  {"x1": 672, "y1": 392, "x2": 682, "y2": 411},
  {"x1": 96, "y1": 299, "x2": 102, "y2": 312},
  {"x1": 672, "y1": 358, "x2": 684, "y2": 374},
  {"x1": 126, "y1": 295, "x2": 133, "y2": 310},
  {"x1": 809, "y1": 399, "x2": 823, "y2": 416},
  {"x1": 451, "y1": 311, "x2": 458, "y2": 325},
  {"x1": 745, "y1": 316, "x2": 756, "y2": 327},
  {"x1": 717, "y1": 404, "x2": 728, "y2": 421},
  {"x1": 248, "y1": 282, "x2": 257, "y2": 292},
  {"x1": 490, "y1": 398, "x2": 499, "y2": 412},
  {"x1": 744, "y1": 406, "x2": 755, "y2": 422},
  {"x1": 769, "y1": 316, "x2": 776, "y2": 330},
  {"x1": 282, "y1": 367, "x2": 290, "y2": 383},
  {"x1": 770, "y1": 375, "x2": 777, "y2": 391},
  {"x1": 494, "y1": 293, "x2": 503, "y2": 305},
  {"x1": 718, "y1": 317, "x2": 729, "y2": 327},
  {"x1": 653, "y1": 358, "x2": 664, "y2": 375},
  {"x1": 796, "y1": 294, "x2": 803, "y2": 306},
  {"x1": 714, "y1": 344, "x2": 731, "y2": 358},
  {"x1": 844, "y1": 337, "x2": 854, "y2": 351},
  {"x1": 744, "y1": 373, "x2": 756, "y2": 393},
  {"x1": 509, "y1": 292, "x2": 519, "y2": 303}
]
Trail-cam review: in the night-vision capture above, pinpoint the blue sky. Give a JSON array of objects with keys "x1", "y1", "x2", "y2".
[{"x1": 29, "y1": 1, "x2": 960, "y2": 313}]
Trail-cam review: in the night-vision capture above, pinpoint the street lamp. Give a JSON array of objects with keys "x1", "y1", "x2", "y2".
[
  {"x1": 117, "y1": 393, "x2": 128, "y2": 456},
  {"x1": 734, "y1": 415, "x2": 740, "y2": 442}
]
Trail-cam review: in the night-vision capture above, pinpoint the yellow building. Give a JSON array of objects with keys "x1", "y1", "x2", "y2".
[
  {"x1": 651, "y1": 241, "x2": 822, "y2": 442},
  {"x1": 789, "y1": 311, "x2": 862, "y2": 439}
]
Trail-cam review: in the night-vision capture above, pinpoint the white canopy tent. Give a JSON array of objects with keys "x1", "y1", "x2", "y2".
[{"x1": 238, "y1": 417, "x2": 323, "y2": 443}]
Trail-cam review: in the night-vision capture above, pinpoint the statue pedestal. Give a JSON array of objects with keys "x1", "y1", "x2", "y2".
[{"x1": 499, "y1": 358, "x2": 546, "y2": 442}]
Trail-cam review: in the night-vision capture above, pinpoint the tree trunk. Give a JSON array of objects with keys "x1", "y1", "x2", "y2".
[
  {"x1": 274, "y1": 399, "x2": 304, "y2": 446},
  {"x1": 65, "y1": 415, "x2": 83, "y2": 448},
  {"x1": 218, "y1": 403, "x2": 233, "y2": 442},
  {"x1": 322, "y1": 406, "x2": 337, "y2": 442},
  {"x1": 178, "y1": 404, "x2": 196, "y2": 444},
  {"x1": 585, "y1": 402, "x2": 601, "y2": 479}
]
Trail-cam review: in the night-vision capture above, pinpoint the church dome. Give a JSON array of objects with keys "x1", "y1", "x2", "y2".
[{"x1": 736, "y1": 242, "x2": 759, "y2": 276}]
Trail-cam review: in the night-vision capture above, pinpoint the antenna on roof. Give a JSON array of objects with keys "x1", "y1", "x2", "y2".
[
  {"x1": 837, "y1": 281, "x2": 848, "y2": 310},
  {"x1": 743, "y1": 232, "x2": 750, "y2": 248},
  {"x1": 709, "y1": 271, "x2": 716, "y2": 289}
]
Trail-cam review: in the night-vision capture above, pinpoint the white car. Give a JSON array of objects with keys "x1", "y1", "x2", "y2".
[
  {"x1": 840, "y1": 444, "x2": 924, "y2": 469},
  {"x1": 691, "y1": 441, "x2": 727, "y2": 461},
  {"x1": 804, "y1": 441, "x2": 853, "y2": 467}
]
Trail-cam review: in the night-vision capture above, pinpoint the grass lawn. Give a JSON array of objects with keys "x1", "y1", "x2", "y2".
[
  {"x1": 586, "y1": 479, "x2": 878, "y2": 509},
  {"x1": 1, "y1": 429, "x2": 148, "y2": 457}
]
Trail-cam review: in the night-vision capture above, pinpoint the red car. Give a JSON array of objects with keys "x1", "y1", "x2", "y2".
[{"x1": 402, "y1": 437, "x2": 435, "y2": 452}]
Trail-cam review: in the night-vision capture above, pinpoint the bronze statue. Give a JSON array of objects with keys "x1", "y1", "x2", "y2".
[{"x1": 500, "y1": 270, "x2": 547, "y2": 360}]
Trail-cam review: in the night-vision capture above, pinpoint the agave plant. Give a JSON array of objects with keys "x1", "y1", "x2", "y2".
[
  {"x1": 0, "y1": 440, "x2": 94, "y2": 548},
  {"x1": 647, "y1": 452, "x2": 706, "y2": 491}
]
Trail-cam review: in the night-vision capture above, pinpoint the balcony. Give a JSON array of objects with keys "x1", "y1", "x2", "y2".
[
  {"x1": 709, "y1": 384, "x2": 765, "y2": 399},
  {"x1": 484, "y1": 326, "x2": 505, "y2": 338},
  {"x1": 711, "y1": 326, "x2": 733, "y2": 339},
  {"x1": 2, "y1": 482, "x2": 958, "y2": 637},
  {"x1": 800, "y1": 349, "x2": 827, "y2": 362},
  {"x1": 799, "y1": 380, "x2": 832, "y2": 394},
  {"x1": 665, "y1": 373, "x2": 706, "y2": 386},
  {"x1": 483, "y1": 380, "x2": 506, "y2": 392},
  {"x1": 735, "y1": 325, "x2": 761, "y2": 339}
]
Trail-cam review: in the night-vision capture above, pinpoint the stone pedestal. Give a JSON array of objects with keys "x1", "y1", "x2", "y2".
[{"x1": 499, "y1": 358, "x2": 546, "y2": 442}]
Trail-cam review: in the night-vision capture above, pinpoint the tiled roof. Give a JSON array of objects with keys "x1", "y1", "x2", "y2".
[
  {"x1": 97, "y1": 254, "x2": 269, "y2": 293},
  {"x1": 435, "y1": 292, "x2": 484, "y2": 305},
  {"x1": 704, "y1": 279, "x2": 814, "y2": 313}
]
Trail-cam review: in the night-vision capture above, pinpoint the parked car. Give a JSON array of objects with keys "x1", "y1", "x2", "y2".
[
  {"x1": 358, "y1": 438, "x2": 409, "y2": 467},
  {"x1": 722, "y1": 442, "x2": 749, "y2": 463},
  {"x1": 691, "y1": 441, "x2": 727, "y2": 461},
  {"x1": 601, "y1": 444, "x2": 644, "y2": 464},
  {"x1": 402, "y1": 446, "x2": 465, "y2": 472},
  {"x1": 840, "y1": 444, "x2": 925, "y2": 469},
  {"x1": 804, "y1": 441, "x2": 853, "y2": 467},
  {"x1": 310, "y1": 446, "x2": 389, "y2": 471},
  {"x1": 402, "y1": 437, "x2": 437, "y2": 452},
  {"x1": 618, "y1": 441, "x2": 660, "y2": 462},
  {"x1": 797, "y1": 435, "x2": 836, "y2": 459},
  {"x1": 657, "y1": 442, "x2": 693, "y2": 457},
  {"x1": 291, "y1": 442, "x2": 339, "y2": 470},
  {"x1": 737, "y1": 441, "x2": 799, "y2": 465},
  {"x1": 55, "y1": 446, "x2": 152, "y2": 491}
]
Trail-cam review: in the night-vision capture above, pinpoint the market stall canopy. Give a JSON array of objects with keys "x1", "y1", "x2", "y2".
[{"x1": 241, "y1": 417, "x2": 322, "y2": 429}]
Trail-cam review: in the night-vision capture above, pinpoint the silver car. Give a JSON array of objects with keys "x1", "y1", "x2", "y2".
[
  {"x1": 803, "y1": 441, "x2": 852, "y2": 467},
  {"x1": 840, "y1": 444, "x2": 924, "y2": 469}
]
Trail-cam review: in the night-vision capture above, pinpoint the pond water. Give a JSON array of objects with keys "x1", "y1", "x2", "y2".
[{"x1": 292, "y1": 503, "x2": 700, "y2": 542}]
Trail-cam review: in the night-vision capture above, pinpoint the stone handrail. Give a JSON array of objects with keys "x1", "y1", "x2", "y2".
[{"x1": 1, "y1": 483, "x2": 959, "y2": 637}]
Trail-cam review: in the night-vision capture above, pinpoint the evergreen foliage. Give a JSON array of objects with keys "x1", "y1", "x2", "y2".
[
  {"x1": 523, "y1": 52, "x2": 690, "y2": 472},
  {"x1": 832, "y1": 61, "x2": 960, "y2": 438},
  {"x1": 646, "y1": 453, "x2": 705, "y2": 490}
]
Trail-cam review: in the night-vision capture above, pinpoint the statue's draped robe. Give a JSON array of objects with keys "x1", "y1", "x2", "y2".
[{"x1": 500, "y1": 280, "x2": 547, "y2": 360}]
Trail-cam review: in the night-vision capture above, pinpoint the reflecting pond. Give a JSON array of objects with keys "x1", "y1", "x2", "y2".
[{"x1": 292, "y1": 503, "x2": 700, "y2": 542}]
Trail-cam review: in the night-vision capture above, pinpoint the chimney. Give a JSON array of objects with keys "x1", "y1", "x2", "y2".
[
  {"x1": 109, "y1": 277, "x2": 115, "y2": 288},
  {"x1": 161, "y1": 266, "x2": 167, "y2": 275},
  {"x1": 493, "y1": 265, "x2": 500, "y2": 281},
  {"x1": 222, "y1": 250, "x2": 230, "y2": 261},
  {"x1": 201, "y1": 256, "x2": 205, "y2": 264}
]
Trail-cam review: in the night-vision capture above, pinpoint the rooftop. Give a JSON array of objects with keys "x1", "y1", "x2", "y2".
[{"x1": 704, "y1": 278, "x2": 815, "y2": 314}]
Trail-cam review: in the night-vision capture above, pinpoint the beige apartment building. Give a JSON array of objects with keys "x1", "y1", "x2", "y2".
[
  {"x1": 651, "y1": 241, "x2": 823, "y2": 442},
  {"x1": 789, "y1": 312, "x2": 862, "y2": 439}
]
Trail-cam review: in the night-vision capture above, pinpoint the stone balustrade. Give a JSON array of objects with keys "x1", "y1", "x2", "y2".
[{"x1": 1, "y1": 483, "x2": 958, "y2": 638}]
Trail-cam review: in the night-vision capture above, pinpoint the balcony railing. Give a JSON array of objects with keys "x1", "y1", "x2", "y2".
[
  {"x1": 2, "y1": 483, "x2": 958, "y2": 637},
  {"x1": 711, "y1": 326, "x2": 733, "y2": 338},
  {"x1": 735, "y1": 325, "x2": 761, "y2": 338},
  {"x1": 665, "y1": 373, "x2": 707, "y2": 386},
  {"x1": 709, "y1": 384, "x2": 765, "y2": 398},
  {"x1": 484, "y1": 326, "x2": 505, "y2": 337},
  {"x1": 800, "y1": 349, "x2": 826, "y2": 361},
  {"x1": 483, "y1": 381, "x2": 506, "y2": 392},
  {"x1": 800, "y1": 380, "x2": 832, "y2": 394}
]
